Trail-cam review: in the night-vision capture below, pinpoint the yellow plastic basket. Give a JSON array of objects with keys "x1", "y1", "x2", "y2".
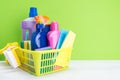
[{"x1": 16, "y1": 48, "x2": 72, "y2": 76}]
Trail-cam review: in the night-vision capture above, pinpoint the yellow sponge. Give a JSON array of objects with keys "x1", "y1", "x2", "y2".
[{"x1": 55, "y1": 31, "x2": 76, "y2": 67}]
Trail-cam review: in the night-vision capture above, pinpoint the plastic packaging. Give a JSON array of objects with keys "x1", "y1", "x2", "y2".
[
  {"x1": 21, "y1": 7, "x2": 38, "y2": 40},
  {"x1": 31, "y1": 23, "x2": 49, "y2": 50},
  {"x1": 0, "y1": 42, "x2": 21, "y2": 68},
  {"x1": 31, "y1": 23, "x2": 43, "y2": 50},
  {"x1": 47, "y1": 21, "x2": 60, "y2": 49}
]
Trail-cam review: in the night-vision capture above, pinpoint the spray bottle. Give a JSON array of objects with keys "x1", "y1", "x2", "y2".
[{"x1": 31, "y1": 16, "x2": 50, "y2": 50}]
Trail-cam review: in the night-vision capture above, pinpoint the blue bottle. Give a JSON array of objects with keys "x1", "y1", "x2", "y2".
[
  {"x1": 44, "y1": 24, "x2": 50, "y2": 34},
  {"x1": 31, "y1": 23, "x2": 48, "y2": 50}
]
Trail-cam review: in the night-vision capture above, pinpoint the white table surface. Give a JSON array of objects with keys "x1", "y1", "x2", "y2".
[{"x1": 0, "y1": 60, "x2": 120, "y2": 80}]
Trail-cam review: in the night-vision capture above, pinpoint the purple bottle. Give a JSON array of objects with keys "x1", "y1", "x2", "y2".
[
  {"x1": 21, "y1": 7, "x2": 38, "y2": 40},
  {"x1": 47, "y1": 21, "x2": 60, "y2": 49}
]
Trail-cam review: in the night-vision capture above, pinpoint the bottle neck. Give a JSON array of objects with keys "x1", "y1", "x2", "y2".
[
  {"x1": 36, "y1": 23, "x2": 44, "y2": 32},
  {"x1": 50, "y1": 22, "x2": 59, "y2": 31}
]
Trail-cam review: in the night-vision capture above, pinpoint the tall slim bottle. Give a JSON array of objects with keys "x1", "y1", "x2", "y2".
[
  {"x1": 22, "y1": 7, "x2": 38, "y2": 40},
  {"x1": 47, "y1": 21, "x2": 60, "y2": 49}
]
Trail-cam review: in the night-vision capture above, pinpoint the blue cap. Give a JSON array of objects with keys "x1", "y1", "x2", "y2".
[{"x1": 29, "y1": 7, "x2": 38, "y2": 17}]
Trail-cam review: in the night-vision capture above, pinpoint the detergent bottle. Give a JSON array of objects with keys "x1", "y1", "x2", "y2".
[
  {"x1": 31, "y1": 16, "x2": 50, "y2": 50},
  {"x1": 31, "y1": 17, "x2": 49, "y2": 50},
  {"x1": 31, "y1": 23, "x2": 43, "y2": 50},
  {"x1": 22, "y1": 7, "x2": 38, "y2": 40},
  {"x1": 47, "y1": 21, "x2": 60, "y2": 49}
]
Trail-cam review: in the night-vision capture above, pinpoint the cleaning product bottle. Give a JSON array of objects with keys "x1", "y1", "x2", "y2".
[
  {"x1": 31, "y1": 24, "x2": 50, "y2": 50},
  {"x1": 35, "y1": 16, "x2": 50, "y2": 44},
  {"x1": 31, "y1": 23, "x2": 43, "y2": 50},
  {"x1": 47, "y1": 21, "x2": 60, "y2": 49},
  {"x1": 22, "y1": 7, "x2": 38, "y2": 40},
  {"x1": 31, "y1": 16, "x2": 50, "y2": 50},
  {"x1": 31, "y1": 20, "x2": 49, "y2": 50}
]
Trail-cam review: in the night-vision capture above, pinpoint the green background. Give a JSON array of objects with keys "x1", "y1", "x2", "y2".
[{"x1": 0, "y1": 0, "x2": 120, "y2": 60}]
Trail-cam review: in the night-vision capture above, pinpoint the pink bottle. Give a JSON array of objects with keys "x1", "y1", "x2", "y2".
[{"x1": 47, "y1": 21, "x2": 60, "y2": 49}]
